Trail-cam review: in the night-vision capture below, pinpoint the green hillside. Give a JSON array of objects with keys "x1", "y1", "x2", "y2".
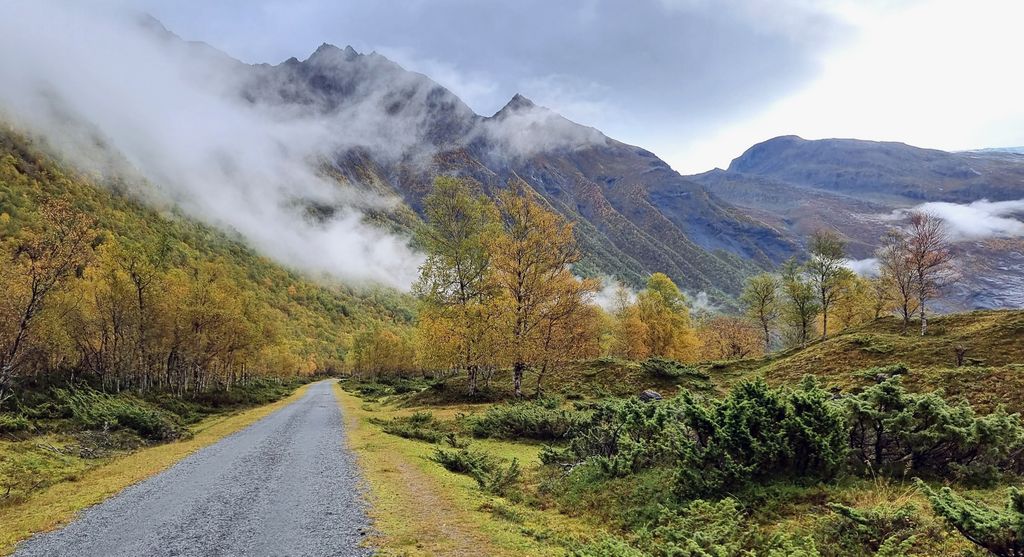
[
  {"x1": 0, "y1": 127, "x2": 415, "y2": 374},
  {"x1": 707, "y1": 310, "x2": 1024, "y2": 412}
]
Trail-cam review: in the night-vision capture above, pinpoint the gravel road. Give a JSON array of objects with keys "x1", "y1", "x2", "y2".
[{"x1": 15, "y1": 381, "x2": 374, "y2": 557}]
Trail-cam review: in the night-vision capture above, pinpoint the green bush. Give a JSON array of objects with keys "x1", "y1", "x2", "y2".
[
  {"x1": 822, "y1": 501, "x2": 921, "y2": 556},
  {"x1": 845, "y1": 376, "x2": 1024, "y2": 481},
  {"x1": 0, "y1": 413, "x2": 31, "y2": 433},
  {"x1": 467, "y1": 398, "x2": 586, "y2": 441},
  {"x1": 552, "y1": 377, "x2": 847, "y2": 496},
  {"x1": 375, "y1": 411, "x2": 449, "y2": 443},
  {"x1": 570, "y1": 499, "x2": 820, "y2": 557},
  {"x1": 431, "y1": 447, "x2": 521, "y2": 495},
  {"x1": 50, "y1": 387, "x2": 184, "y2": 441},
  {"x1": 641, "y1": 357, "x2": 708, "y2": 380},
  {"x1": 919, "y1": 481, "x2": 1024, "y2": 557}
]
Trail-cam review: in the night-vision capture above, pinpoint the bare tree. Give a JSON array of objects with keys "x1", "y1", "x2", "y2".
[
  {"x1": 876, "y1": 229, "x2": 918, "y2": 329},
  {"x1": 905, "y1": 211, "x2": 956, "y2": 336}
]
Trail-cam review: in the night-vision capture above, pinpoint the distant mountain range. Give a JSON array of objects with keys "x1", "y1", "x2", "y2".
[{"x1": 691, "y1": 136, "x2": 1024, "y2": 308}]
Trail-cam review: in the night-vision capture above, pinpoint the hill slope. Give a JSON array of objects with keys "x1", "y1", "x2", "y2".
[
  {"x1": 709, "y1": 310, "x2": 1024, "y2": 412},
  {"x1": 0, "y1": 127, "x2": 414, "y2": 371}
]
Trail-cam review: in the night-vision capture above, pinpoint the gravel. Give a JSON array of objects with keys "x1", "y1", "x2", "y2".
[{"x1": 15, "y1": 381, "x2": 375, "y2": 557}]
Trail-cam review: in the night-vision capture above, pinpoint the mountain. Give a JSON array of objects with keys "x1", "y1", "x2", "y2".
[
  {"x1": 228, "y1": 44, "x2": 796, "y2": 301},
  {"x1": 690, "y1": 135, "x2": 1024, "y2": 308}
]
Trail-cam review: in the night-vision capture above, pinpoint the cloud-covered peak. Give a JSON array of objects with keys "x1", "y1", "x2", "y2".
[{"x1": 493, "y1": 93, "x2": 536, "y2": 116}]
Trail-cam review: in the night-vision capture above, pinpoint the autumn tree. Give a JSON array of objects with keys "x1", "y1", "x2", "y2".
[
  {"x1": 635, "y1": 273, "x2": 698, "y2": 361},
  {"x1": 491, "y1": 181, "x2": 596, "y2": 396},
  {"x1": 413, "y1": 176, "x2": 499, "y2": 393},
  {"x1": 609, "y1": 286, "x2": 649, "y2": 360},
  {"x1": 697, "y1": 315, "x2": 763, "y2": 361},
  {"x1": 831, "y1": 273, "x2": 875, "y2": 331},
  {"x1": 876, "y1": 229, "x2": 918, "y2": 328},
  {"x1": 780, "y1": 258, "x2": 819, "y2": 348},
  {"x1": 806, "y1": 229, "x2": 847, "y2": 339},
  {"x1": 906, "y1": 211, "x2": 955, "y2": 335},
  {"x1": 0, "y1": 201, "x2": 94, "y2": 403},
  {"x1": 741, "y1": 273, "x2": 780, "y2": 353}
]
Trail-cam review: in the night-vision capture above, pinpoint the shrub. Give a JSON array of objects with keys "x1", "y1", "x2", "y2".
[
  {"x1": 641, "y1": 357, "x2": 708, "y2": 380},
  {"x1": 845, "y1": 377, "x2": 1024, "y2": 481},
  {"x1": 569, "y1": 537, "x2": 646, "y2": 557},
  {"x1": 467, "y1": 398, "x2": 586, "y2": 441},
  {"x1": 0, "y1": 413, "x2": 31, "y2": 433},
  {"x1": 919, "y1": 481, "x2": 1024, "y2": 557},
  {"x1": 552, "y1": 378, "x2": 847, "y2": 497},
  {"x1": 431, "y1": 447, "x2": 521, "y2": 495},
  {"x1": 547, "y1": 396, "x2": 685, "y2": 476},
  {"x1": 50, "y1": 387, "x2": 184, "y2": 441},
  {"x1": 376, "y1": 411, "x2": 449, "y2": 443},
  {"x1": 823, "y1": 502, "x2": 921, "y2": 556}
]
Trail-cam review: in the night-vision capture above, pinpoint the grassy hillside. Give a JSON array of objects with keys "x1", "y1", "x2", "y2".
[
  {"x1": 706, "y1": 310, "x2": 1024, "y2": 411},
  {"x1": 0, "y1": 127, "x2": 415, "y2": 372}
]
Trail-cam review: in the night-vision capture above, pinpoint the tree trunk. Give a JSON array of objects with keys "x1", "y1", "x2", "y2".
[
  {"x1": 920, "y1": 302, "x2": 928, "y2": 336},
  {"x1": 762, "y1": 322, "x2": 771, "y2": 353},
  {"x1": 467, "y1": 365, "x2": 478, "y2": 395},
  {"x1": 821, "y1": 309, "x2": 828, "y2": 341},
  {"x1": 513, "y1": 361, "x2": 525, "y2": 397}
]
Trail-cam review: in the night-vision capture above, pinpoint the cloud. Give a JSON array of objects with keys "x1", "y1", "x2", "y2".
[
  {"x1": 477, "y1": 100, "x2": 608, "y2": 159},
  {"x1": 0, "y1": 1, "x2": 425, "y2": 289},
  {"x1": 589, "y1": 277, "x2": 636, "y2": 312},
  {"x1": 845, "y1": 257, "x2": 880, "y2": 277},
  {"x1": 895, "y1": 199, "x2": 1024, "y2": 241}
]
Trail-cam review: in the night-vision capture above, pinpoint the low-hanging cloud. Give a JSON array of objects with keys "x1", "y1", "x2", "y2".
[
  {"x1": 0, "y1": 1, "x2": 429, "y2": 289},
  {"x1": 845, "y1": 257, "x2": 880, "y2": 277},
  {"x1": 893, "y1": 199, "x2": 1024, "y2": 241}
]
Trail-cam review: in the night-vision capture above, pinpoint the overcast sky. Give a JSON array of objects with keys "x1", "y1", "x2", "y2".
[{"x1": 128, "y1": 0, "x2": 1024, "y2": 173}]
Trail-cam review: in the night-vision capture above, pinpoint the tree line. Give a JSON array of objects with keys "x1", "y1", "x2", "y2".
[
  {"x1": 349, "y1": 179, "x2": 959, "y2": 392},
  {"x1": 0, "y1": 200, "x2": 318, "y2": 405},
  {"x1": 740, "y1": 210, "x2": 956, "y2": 352}
]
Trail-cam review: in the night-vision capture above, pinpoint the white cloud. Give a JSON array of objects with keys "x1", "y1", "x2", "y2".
[
  {"x1": 904, "y1": 199, "x2": 1024, "y2": 240},
  {"x1": 845, "y1": 257, "x2": 880, "y2": 277}
]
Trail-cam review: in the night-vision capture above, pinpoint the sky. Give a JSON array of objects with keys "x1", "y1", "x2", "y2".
[{"x1": 126, "y1": 0, "x2": 1024, "y2": 173}]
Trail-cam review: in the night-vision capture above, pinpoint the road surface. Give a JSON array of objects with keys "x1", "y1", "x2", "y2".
[{"x1": 15, "y1": 381, "x2": 374, "y2": 557}]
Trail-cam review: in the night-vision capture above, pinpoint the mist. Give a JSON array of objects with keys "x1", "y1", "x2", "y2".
[
  {"x1": 0, "y1": 1, "x2": 425, "y2": 289},
  {"x1": 896, "y1": 199, "x2": 1024, "y2": 241}
]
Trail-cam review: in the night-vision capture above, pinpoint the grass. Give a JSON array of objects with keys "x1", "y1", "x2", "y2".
[
  {"x1": 333, "y1": 381, "x2": 597, "y2": 556},
  {"x1": 0, "y1": 382, "x2": 312, "y2": 556}
]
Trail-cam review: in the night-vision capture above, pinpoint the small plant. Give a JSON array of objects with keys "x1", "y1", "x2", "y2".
[
  {"x1": 0, "y1": 413, "x2": 31, "y2": 433},
  {"x1": 431, "y1": 447, "x2": 521, "y2": 495}
]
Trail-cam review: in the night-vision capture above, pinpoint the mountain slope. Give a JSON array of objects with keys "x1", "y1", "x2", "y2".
[
  {"x1": 232, "y1": 44, "x2": 797, "y2": 299},
  {"x1": 0, "y1": 127, "x2": 415, "y2": 370}
]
